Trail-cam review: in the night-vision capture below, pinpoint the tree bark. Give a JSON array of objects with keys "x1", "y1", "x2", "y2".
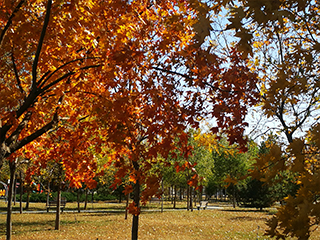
[
  {"x1": 161, "y1": 180, "x2": 164, "y2": 213},
  {"x1": 173, "y1": 185, "x2": 177, "y2": 209},
  {"x1": 125, "y1": 193, "x2": 130, "y2": 220},
  {"x1": 131, "y1": 160, "x2": 140, "y2": 240},
  {"x1": 77, "y1": 189, "x2": 81, "y2": 213},
  {"x1": 6, "y1": 161, "x2": 16, "y2": 240},
  {"x1": 13, "y1": 175, "x2": 17, "y2": 206},
  {"x1": 25, "y1": 186, "x2": 30, "y2": 210},
  {"x1": 55, "y1": 181, "x2": 61, "y2": 230},
  {"x1": 119, "y1": 187, "x2": 122, "y2": 203},
  {"x1": 131, "y1": 180, "x2": 140, "y2": 240},
  {"x1": 19, "y1": 171, "x2": 23, "y2": 214},
  {"x1": 46, "y1": 182, "x2": 50, "y2": 207},
  {"x1": 190, "y1": 187, "x2": 193, "y2": 212},
  {"x1": 232, "y1": 184, "x2": 236, "y2": 208},
  {"x1": 84, "y1": 189, "x2": 88, "y2": 210},
  {"x1": 186, "y1": 185, "x2": 190, "y2": 211}
]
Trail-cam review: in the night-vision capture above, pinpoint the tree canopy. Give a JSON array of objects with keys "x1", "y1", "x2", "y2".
[{"x1": 0, "y1": 1, "x2": 260, "y2": 240}]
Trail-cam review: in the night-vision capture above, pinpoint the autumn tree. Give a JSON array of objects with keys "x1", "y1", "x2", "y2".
[
  {"x1": 162, "y1": 129, "x2": 214, "y2": 208},
  {"x1": 222, "y1": 0, "x2": 320, "y2": 238},
  {"x1": 0, "y1": 1, "x2": 259, "y2": 240}
]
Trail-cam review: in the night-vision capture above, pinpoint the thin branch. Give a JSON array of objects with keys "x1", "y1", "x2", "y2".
[
  {"x1": 9, "y1": 109, "x2": 59, "y2": 156},
  {"x1": 0, "y1": 0, "x2": 25, "y2": 48},
  {"x1": 40, "y1": 64, "x2": 101, "y2": 94},
  {"x1": 5, "y1": 111, "x2": 32, "y2": 146},
  {"x1": 11, "y1": 50, "x2": 24, "y2": 95},
  {"x1": 251, "y1": 127, "x2": 283, "y2": 142},
  {"x1": 275, "y1": 31, "x2": 284, "y2": 65},
  {"x1": 153, "y1": 66, "x2": 239, "y2": 94},
  {"x1": 40, "y1": 71, "x2": 75, "y2": 94},
  {"x1": 295, "y1": 89, "x2": 320, "y2": 130},
  {"x1": 37, "y1": 57, "x2": 100, "y2": 89},
  {"x1": 153, "y1": 66, "x2": 192, "y2": 80},
  {"x1": 32, "y1": 0, "x2": 52, "y2": 88}
]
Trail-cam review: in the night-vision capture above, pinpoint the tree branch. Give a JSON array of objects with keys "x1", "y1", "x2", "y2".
[
  {"x1": 11, "y1": 50, "x2": 25, "y2": 95},
  {"x1": 37, "y1": 57, "x2": 99, "y2": 89},
  {"x1": 5, "y1": 111, "x2": 32, "y2": 146},
  {"x1": 153, "y1": 66, "x2": 239, "y2": 94},
  {"x1": 9, "y1": 110, "x2": 59, "y2": 156},
  {"x1": 40, "y1": 63, "x2": 101, "y2": 95},
  {"x1": 32, "y1": 0, "x2": 52, "y2": 88},
  {"x1": 40, "y1": 71, "x2": 75, "y2": 94},
  {"x1": 152, "y1": 66, "x2": 193, "y2": 80},
  {"x1": 0, "y1": 0, "x2": 25, "y2": 48}
]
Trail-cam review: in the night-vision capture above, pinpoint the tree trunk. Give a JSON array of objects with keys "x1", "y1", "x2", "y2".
[
  {"x1": 125, "y1": 193, "x2": 130, "y2": 220},
  {"x1": 91, "y1": 191, "x2": 94, "y2": 208},
  {"x1": 13, "y1": 175, "x2": 17, "y2": 206},
  {"x1": 186, "y1": 185, "x2": 190, "y2": 211},
  {"x1": 173, "y1": 185, "x2": 177, "y2": 209},
  {"x1": 55, "y1": 182, "x2": 61, "y2": 230},
  {"x1": 25, "y1": 187, "x2": 30, "y2": 210},
  {"x1": 131, "y1": 159, "x2": 140, "y2": 240},
  {"x1": 190, "y1": 187, "x2": 193, "y2": 212},
  {"x1": 119, "y1": 188, "x2": 122, "y2": 203},
  {"x1": 6, "y1": 161, "x2": 16, "y2": 240},
  {"x1": 232, "y1": 184, "x2": 236, "y2": 208},
  {"x1": 46, "y1": 182, "x2": 50, "y2": 207},
  {"x1": 19, "y1": 171, "x2": 23, "y2": 214},
  {"x1": 77, "y1": 189, "x2": 81, "y2": 213},
  {"x1": 84, "y1": 189, "x2": 88, "y2": 210},
  {"x1": 161, "y1": 180, "x2": 164, "y2": 213},
  {"x1": 131, "y1": 180, "x2": 140, "y2": 240}
]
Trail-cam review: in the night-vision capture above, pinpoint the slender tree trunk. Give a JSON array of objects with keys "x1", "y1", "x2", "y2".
[
  {"x1": 131, "y1": 159, "x2": 140, "y2": 240},
  {"x1": 186, "y1": 186, "x2": 190, "y2": 211},
  {"x1": 84, "y1": 189, "x2": 88, "y2": 210},
  {"x1": 131, "y1": 180, "x2": 140, "y2": 240},
  {"x1": 125, "y1": 193, "x2": 130, "y2": 220},
  {"x1": 19, "y1": 171, "x2": 23, "y2": 214},
  {"x1": 6, "y1": 161, "x2": 16, "y2": 240},
  {"x1": 91, "y1": 191, "x2": 94, "y2": 208},
  {"x1": 161, "y1": 180, "x2": 164, "y2": 213},
  {"x1": 25, "y1": 186, "x2": 30, "y2": 210},
  {"x1": 232, "y1": 184, "x2": 236, "y2": 208},
  {"x1": 46, "y1": 182, "x2": 50, "y2": 207},
  {"x1": 55, "y1": 181, "x2": 61, "y2": 230},
  {"x1": 173, "y1": 185, "x2": 177, "y2": 209},
  {"x1": 77, "y1": 189, "x2": 81, "y2": 213},
  {"x1": 190, "y1": 187, "x2": 193, "y2": 212},
  {"x1": 13, "y1": 175, "x2": 17, "y2": 206}
]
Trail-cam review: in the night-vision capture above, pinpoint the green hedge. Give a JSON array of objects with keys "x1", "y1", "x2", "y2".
[{"x1": 15, "y1": 191, "x2": 117, "y2": 202}]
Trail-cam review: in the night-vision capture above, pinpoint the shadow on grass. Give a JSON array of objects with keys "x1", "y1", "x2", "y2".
[
  {"x1": 229, "y1": 216, "x2": 269, "y2": 222},
  {"x1": 0, "y1": 217, "x2": 112, "y2": 236},
  {"x1": 0, "y1": 220, "x2": 56, "y2": 235},
  {"x1": 81, "y1": 212, "x2": 125, "y2": 217},
  {"x1": 220, "y1": 208, "x2": 270, "y2": 213},
  {"x1": 0, "y1": 207, "x2": 45, "y2": 212}
]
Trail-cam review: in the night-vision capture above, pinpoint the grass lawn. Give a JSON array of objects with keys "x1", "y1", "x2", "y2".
[{"x1": 0, "y1": 200, "x2": 319, "y2": 239}]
